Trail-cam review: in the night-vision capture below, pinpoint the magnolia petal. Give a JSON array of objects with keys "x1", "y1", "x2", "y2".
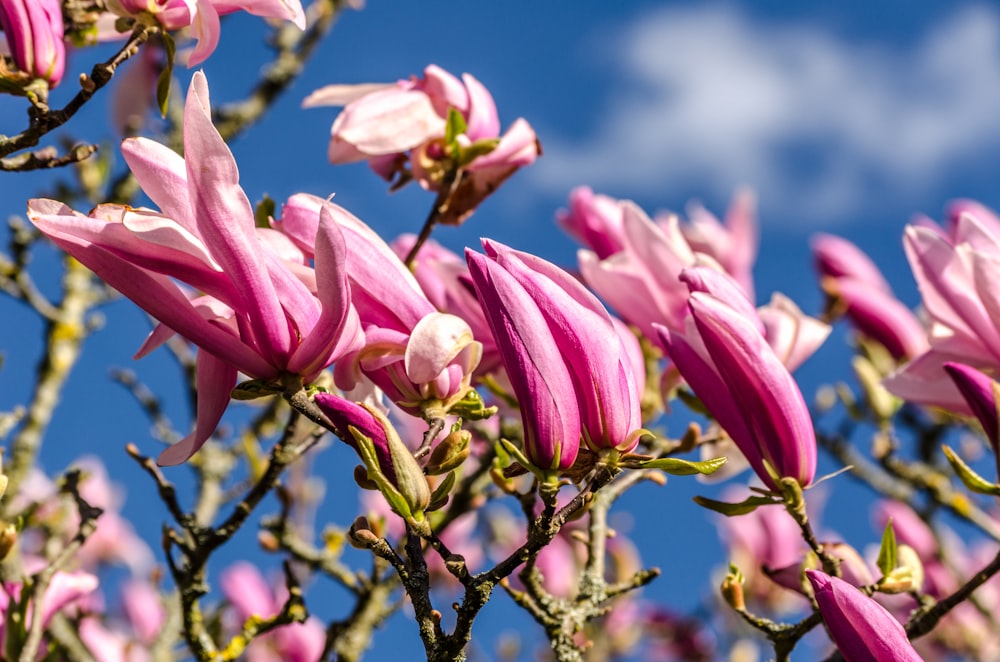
[
  {"x1": 183, "y1": 72, "x2": 291, "y2": 362},
  {"x1": 689, "y1": 293, "x2": 816, "y2": 488},
  {"x1": 461, "y1": 73, "x2": 500, "y2": 140},
  {"x1": 405, "y1": 312, "x2": 477, "y2": 384},
  {"x1": 287, "y1": 203, "x2": 363, "y2": 376},
  {"x1": 119, "y1": 137, "x2": 195, "y2": 233},
  {"x1": 158, "y1": 352, "x2": 237, "y2": 465},
  {"x1": 467, "y1": 250, "x2": 580, "y2": 470},
  {"x1": 331, "y1": 87, "x2": 445, "y2": 155},
  {"x1": 186, "y1": 0, "x2": 221, "y2": 67},
  {"x1": 806, "y1": 570, "x2": 922, "y2": 662},
  {"x1": 303, "y1": 82, "x2": 396, "y2": 108}
]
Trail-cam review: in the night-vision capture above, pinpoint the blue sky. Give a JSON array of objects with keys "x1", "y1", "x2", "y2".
[{"x1": 2, "y1": 1, "x2": 1000, "y2": 659}]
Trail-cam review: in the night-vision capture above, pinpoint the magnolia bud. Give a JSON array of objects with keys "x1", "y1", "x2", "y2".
[
  {"x1": 354, "y1": 465, "x2": 379, "y2": 491},
  {"x1": 348, "y1": 516, "x2": 380, "y2": 549},
  {"x1": 0, "y1": 522, "x2": 15, "y2": 561},
  {"x1": 879, "y1": 544, "x2": 924, "y2": 594},
  {"x1": 721, "y1": 564, "x2": 746, "y2": 612},
  {"x1": 425, "y1": 429, "x2": 471, "y2": 475}
]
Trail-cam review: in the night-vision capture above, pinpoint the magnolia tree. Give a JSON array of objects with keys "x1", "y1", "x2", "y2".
[{"x1": 0, "y1": 1, "x2": 998, "y2": 661}]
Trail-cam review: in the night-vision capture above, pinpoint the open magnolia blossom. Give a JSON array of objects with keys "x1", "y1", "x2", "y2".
[
  {"x1": 106, "y1": 0, "x2": 305, "y2": 65},
  {"x1": 28, "y1": 72, "x2": 362, "y2": 465},
  {"x1": 304, "y1": 65, "x2": 540, "y2": 225}
]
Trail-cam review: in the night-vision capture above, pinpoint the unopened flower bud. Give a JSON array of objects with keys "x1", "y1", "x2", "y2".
[
  {"x1": 354, "y1": 465, "x2": 378, "y2": 491},
  {"x1": 257, "y1": 531, "x2": 280, "y2": 552},
  {"x1": 879, "y1": 544, "x2": 924, "y2": 594},
  {"x1": 348, "y1": 516, "x2": 380, "y2": 549},
  {"x1": 721, "y1": 564, "x2": 745, "y2": 611},
  {"x1": 0, "y1": 522, "x2": 15, "y2": 560},
  {"x1": 425, "y1": 429, "x2": 471, "y2": 475},
  {"x1": 852, "y1": 355, "x2": 898, "y2": 422}
]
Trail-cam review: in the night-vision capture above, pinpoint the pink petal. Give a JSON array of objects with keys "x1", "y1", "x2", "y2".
[{"x1": 158, "y1": 351, "x2": 237, "y2": 465}]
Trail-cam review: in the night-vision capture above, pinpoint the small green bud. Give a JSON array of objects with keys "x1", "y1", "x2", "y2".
[
  {"x1": 425, "y1": 429, "x2": 471, "y2": 475},
  {"x1": 879, "y1": 544, "x2": 924, "y2": 594}
]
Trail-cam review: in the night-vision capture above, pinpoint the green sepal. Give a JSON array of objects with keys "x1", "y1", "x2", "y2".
[
  {"x1": 456, "y1": 138, "x2": 500, "y2": 167},
  {"x1": 876, "y1": 519, "x2": 898, "y2": 579},
  {"x1": 497, "y1": 438, "x2": 532, "y2": 472},
  {"x1": 942, "y1": 444, "x2": 1000, "y2": 496},
  {"x1": 637, "y1": 455, "x2": 727, "y2": 476},
  {"x1": 444, "y1": 107, "x2": 467, "y2": 145},
  {"x1": 449, "y1": 388, "x2": 498, "y2": 420},
  {"x1": 427, "y1": 471, "x2": 456, "y2": 512},
  {"x1": 349, "y1": 425, "x2": 413, "y2": 520},
  {"x1": 693, "y1": 494, "x2": 777, "y2": 516},
  {"x1": 156, "y1": 32, "x2": 176, "y2": 117},
  {"x1": 254, "y1": 195, "x2": 275, "y2": 229},
  {"x1": 675, "y1": 387, "x2": 710, "y2": 416},
  {"x1": 231, "y1": 379, "x2": 282, "y2": 400}
]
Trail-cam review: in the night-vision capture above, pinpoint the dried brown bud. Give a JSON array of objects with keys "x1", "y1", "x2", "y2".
[
  {"x1": 347, "y1": 516, "x2": 380, "y2": 549},
  {"x1": 353, "y1": 465, "x2": 379, "y2": 491}
]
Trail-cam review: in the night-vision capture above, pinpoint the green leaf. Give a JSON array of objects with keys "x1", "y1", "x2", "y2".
[
  {"x1": 157, "y1": 32, "x2": 176, "y2": 118},
  {"x1": 639, "y1": 456, "x2": 727, "y2": 476},
  {"x1": 456, "y1": 138, "x2": 500, "y2": 167},
  {"x1": 692, "y1": 494, "x2": 777, "y2": 516},
  {"x1": 876, "y1": 519, "x2": 898, "y2": 579},
  {"x1": 444, "y1": 107, "x2": 467, "y2": 145},
  {"x1": 254, "y1": 195, "x2": 276, "y2": 229},
  {"x1": 942, "y1": 444, "x2": 1000, "y2": 496},
  {"x1": 449, "y1": 388, "x2": 498, "y2": 420},
  {"x1": 427, "y1": 471, "x2": 456, "y2": 512}
]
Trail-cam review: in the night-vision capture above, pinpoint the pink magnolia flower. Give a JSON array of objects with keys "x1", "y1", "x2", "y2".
[
  {"x1": 658, "y1": 268, "x2": 817, "y2": 490},
  {"x1": 473, "y1": 240, "x2": 644, "y2": 455},
  {"x1": 812, "y1": 233, "x2": 927, "y2": 361},
  {"x1": 314, "y1": 394, "x2": 431, "y2": 521},
  {"x1": 334, "y1": 312, "x2": 483, "y2": 419},
  {"x1": 556, "y1": 186, "x2": 626, "y2": 260},
  {"x1": 466, "y1": 247, "x2": 581, "y2": 472},
  {"x1": 672, "y1": 187, "x2": 758, "y2": 301},
  {"x1": 275, "y1": 196, "x2": 484, "y2": 417},
  {"x1": 220, "y1": 562, "x2": 325, "y2": 662},
  {"x1": 575, "y1": 191, "x2": 759, "y2": 349},
  {"x1": 0, "y1": 567, "x2": 99, "y2": 646},
  {"x1": 806, "y1": 569, "x2": 922, "y2": 662},
  {"x1": 107, "y1": 0, "x2": 305, "y2": 66},
  {"x1": 884, "y1": 205, "x2": 1000, "y2": 411},
  {"x1": 0, "y1": 0, "x2": 65, "y2": 86},
  {"x1": 28, "y1": 72, "x2": 362, "y2": 465},
  {"x1": 304, "y1": 65, "x2": 540, "y2": 225}
]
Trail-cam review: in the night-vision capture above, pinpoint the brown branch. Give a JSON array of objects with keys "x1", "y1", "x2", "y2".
[{"x1": 0, "y1": 25, "x2": 153, "y2": 162}]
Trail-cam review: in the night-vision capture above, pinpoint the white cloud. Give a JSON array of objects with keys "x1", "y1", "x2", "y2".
[{"x1": 534, "y1": 4, "x2": 1000, "y2": 224}]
